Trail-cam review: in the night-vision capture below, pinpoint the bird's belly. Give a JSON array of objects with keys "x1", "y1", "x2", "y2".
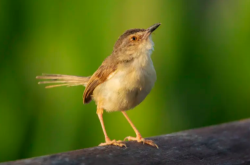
[{"x1": 93, "y1": 68, "x2": 156, "y2": 112}]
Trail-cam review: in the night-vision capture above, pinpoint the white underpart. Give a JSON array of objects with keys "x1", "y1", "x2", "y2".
[{"x1": 93, "y1": 36, "x2": 156, "y2": 112}]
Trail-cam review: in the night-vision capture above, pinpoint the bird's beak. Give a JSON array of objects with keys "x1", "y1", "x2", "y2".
[{"x1": 143, "y1": 23, "x2": 161, "y2": 39}]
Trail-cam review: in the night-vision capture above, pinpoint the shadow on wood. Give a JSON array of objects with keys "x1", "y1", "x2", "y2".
[{"x1": 1, "y1": 119, "x2": 250, "y2": 165}]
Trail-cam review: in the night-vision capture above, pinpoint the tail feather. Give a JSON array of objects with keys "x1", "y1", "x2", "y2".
[{"x1": 36, "y1": 74, "x2": 90, "y2": 88}]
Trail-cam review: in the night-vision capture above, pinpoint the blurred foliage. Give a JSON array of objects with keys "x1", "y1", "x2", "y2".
[{"x1": 0, "y1": 0, "x2": 250, "y2": 162}]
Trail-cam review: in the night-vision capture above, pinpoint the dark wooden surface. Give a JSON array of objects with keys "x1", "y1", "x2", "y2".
[{"x1": 2, "y1": 119, "x2": 250, "y2": 165}]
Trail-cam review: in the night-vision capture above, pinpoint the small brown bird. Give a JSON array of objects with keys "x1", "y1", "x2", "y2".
[{"x1": 36, "y1": 23, "x2": 161, "y2": 148}]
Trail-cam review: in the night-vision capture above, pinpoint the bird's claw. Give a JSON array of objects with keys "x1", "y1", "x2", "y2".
[
  {"x1": 99, "y1": 139, "x2": 127, "y2": 148},
  {"x1": 124, "y1": 136, "x2": 158, "y2": 149}
]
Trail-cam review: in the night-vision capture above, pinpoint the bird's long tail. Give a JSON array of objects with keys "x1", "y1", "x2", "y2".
[{"x1": 36, "y1": 74, "x2": 90, "y2": 88}]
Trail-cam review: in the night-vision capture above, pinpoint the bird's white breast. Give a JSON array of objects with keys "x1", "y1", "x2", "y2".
[{"x1": 93, "y1": 38, "x2": 156, "y2": 112}]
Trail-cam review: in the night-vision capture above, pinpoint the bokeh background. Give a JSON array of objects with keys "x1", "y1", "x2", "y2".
[{"x1": 1, "y1": 0, "x2": 250, "y2": 162}]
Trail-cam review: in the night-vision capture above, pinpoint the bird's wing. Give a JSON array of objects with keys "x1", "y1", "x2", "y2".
[{"x1": 83, "y1": 58, "x2": 117, "y2": 104}]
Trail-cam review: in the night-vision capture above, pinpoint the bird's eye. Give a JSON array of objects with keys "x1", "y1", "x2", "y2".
[{"x1": 131, "y1": 36, "x2": 137, "y2": 41}]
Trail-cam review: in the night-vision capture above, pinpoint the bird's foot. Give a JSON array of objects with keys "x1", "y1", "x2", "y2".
[
  {"x1": 99, "y1": 139, "x2": 127, "y2": 148},
  {"x1": 124, "y1": 136, "x2": 158, "y2": 148}
]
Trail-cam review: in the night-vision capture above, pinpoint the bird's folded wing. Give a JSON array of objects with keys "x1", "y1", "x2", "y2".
[{"x1": 83, "y1": 60, "x2": 117, "y2": 104}]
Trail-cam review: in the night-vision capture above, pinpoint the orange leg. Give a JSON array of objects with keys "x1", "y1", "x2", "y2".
[
  {"x1": 97, "y1": 107, "x2": 126, "y2": 147},
  {"x1": 122, "y1": 111, "x2": 158, "y2": 148}
]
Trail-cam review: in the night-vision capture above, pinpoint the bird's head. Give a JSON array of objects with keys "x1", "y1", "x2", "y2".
[{"x1": 112, "y1": 23, "x2": 161, "y2": 59}]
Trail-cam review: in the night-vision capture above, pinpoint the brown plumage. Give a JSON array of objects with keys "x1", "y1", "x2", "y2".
[{"x1": 83, "y1": 56, "x2": 117, "y2": 103}]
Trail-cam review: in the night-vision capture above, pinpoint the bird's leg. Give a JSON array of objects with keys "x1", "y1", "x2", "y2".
[
  {"x1": 97, "y1": 106, "x2": 126, "y2": 147},
  {"x1": 122, "y1": 111, "x2": 158, "y2": 148}
]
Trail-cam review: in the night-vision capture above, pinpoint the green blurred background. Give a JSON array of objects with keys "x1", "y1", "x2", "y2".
[{"x1": 1, "y1": 0, "x2": 250, "y2": 162}]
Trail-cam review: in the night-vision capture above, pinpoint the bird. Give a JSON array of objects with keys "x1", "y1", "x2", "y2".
[{"x1": 36, "y1": 23, "x2": 161, "y2": 148}]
